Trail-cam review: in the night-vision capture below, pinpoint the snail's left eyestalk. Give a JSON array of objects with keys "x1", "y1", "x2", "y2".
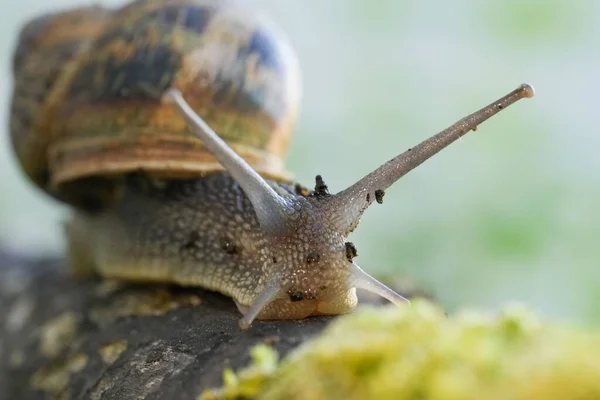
[
  {"x1": 164, "y1": 89, "x2": 294, "y2": 235},
  {"x1": 327, "y1": 83, "x2": 535, "y2": 234}
]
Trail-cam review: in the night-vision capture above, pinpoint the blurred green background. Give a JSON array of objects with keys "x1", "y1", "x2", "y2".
[{"x1": 1, "y1": 0, "x2": 598, "y2": 325}]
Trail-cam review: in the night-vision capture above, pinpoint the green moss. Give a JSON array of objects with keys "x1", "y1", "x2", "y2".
[
  {"x1": 200, "y1": 345, "x2": 279, "y2": 400},
  {"x1": 202, "y1": 299, "x2": 600, "y2": 399}
]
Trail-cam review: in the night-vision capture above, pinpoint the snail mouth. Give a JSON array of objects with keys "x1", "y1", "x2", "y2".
[
  {"x1": 237, "y1": 298, "x2": 319, "y2": 321},
  {"x1": 235, "y1": 289, "x2": 358, "y2": 321}
]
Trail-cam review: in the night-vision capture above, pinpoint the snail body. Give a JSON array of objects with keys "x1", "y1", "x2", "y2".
[
  {"x1": 10, "y1": 0, "x2": 534, "y2": 328},
  {"x1": 67, "y1": 172, "x2": 357, "y2": 320}
]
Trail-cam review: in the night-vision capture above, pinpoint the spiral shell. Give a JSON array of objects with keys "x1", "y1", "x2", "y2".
[
  {"x1": 10, "y1": 5, "x2": 111, "y2": 189},
  {"x1": 11, "y1": 0, "x2": 302, "y2": 205}
]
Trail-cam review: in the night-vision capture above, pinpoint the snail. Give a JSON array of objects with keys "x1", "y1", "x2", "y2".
[{"x1": 10, "y1": 0, "x2": 534, "y2": 329}]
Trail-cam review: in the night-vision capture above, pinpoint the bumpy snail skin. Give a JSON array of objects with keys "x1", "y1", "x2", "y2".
[
  {"x1": 164, "y1": 85, "x2": 533, "y2": 328},
  {"x1": 65, "y1": 172, "x2": 362, "y2": 328},
  {"x1": 68, "y1": 83, "x2": 534, "y2": 330}
]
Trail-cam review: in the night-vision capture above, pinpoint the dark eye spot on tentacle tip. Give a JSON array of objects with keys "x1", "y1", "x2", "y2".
[
  {"x1": 313, "y1": 175, "x2": 330, "y2": 197},
  {"x1": 219, "y1": 236, "x2": 238, "y2": 255},
  {"x1": 306, "y1": 252, "x2": 320, "y2": 264},
  {"x1": 375, "y1": 189, "x2": 385, "y2": 204},
  {"x1": 345, "y1": 242, "x2": 358, "y2": 262},
  {"x1": 289, "y1": 291, "x2": 304, "y2": 302}
]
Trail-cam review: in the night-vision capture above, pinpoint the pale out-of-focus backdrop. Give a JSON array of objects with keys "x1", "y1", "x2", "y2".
[{"x1": 2, "y1": 0, "x2": 599, "y2": 324}]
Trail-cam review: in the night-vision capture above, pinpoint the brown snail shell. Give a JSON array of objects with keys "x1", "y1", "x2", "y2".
[
  {"x1": 10, "y1": 6, "x2": 112, "y2": 193},
  {"x1": 11, "y1": 0, "x2": 301, "y2": 207}
]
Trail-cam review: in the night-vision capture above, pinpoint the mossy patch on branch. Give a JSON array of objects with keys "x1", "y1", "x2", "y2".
[{"x1": 201, "y1": 299, "x2": 600, "y2": 400}]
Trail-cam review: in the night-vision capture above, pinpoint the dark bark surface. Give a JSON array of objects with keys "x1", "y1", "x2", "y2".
[
  {"x1": 0, "y1": 247, "x2": 335, "y2": 400},
  {"x1": 0, "y1": 245, "x2": 428, "y2": 400}
]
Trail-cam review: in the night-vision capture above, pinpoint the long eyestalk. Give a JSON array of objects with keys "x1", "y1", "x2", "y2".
[
  {"x1": 328, "y1": 83, "x2": 535, "y2": 233},
  {"x1": 164, "y1": 89, "x2": 293, "y2": 234}
]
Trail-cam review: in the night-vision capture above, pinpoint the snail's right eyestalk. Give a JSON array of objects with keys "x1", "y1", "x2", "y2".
[{"x1": 327, "y1": 83, "x2": 535, "y2": 234}]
